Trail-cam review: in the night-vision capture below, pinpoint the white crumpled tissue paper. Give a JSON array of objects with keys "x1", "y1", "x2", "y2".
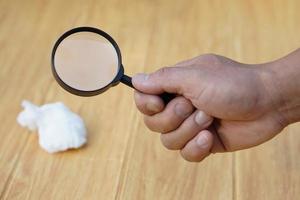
[{"x1": 17, "y1": 100, "x2": 87, "y2": 153}]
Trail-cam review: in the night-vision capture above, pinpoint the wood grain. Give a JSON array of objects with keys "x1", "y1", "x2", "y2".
[{"x1": 0, "y1": 0, "x2": 299, "y2": 199}]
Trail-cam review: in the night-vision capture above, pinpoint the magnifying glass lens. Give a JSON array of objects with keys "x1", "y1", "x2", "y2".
[
  {"x1": 52, "y1": 27, "x2": 174, "y2": 103},
  {"x1": 54, "y1": 31, "x2": 119, "y2": 91}
]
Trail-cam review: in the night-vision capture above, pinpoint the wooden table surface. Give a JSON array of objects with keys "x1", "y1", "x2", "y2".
[{"x1": 1, "y1": 0, "x2": 300, "y2": 199}]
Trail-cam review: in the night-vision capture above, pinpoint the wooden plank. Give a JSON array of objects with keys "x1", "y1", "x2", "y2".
[
  {"x1": 236, "y1": 126, "x2": 300, "y2": 200},
  {"x1": 232, "y1": 1, "x2": 300, "y2": 199},
  {"x1": 0, "y1": 0, "x2": 300, "y2": 199},
  {"x1": 116, "y1": 1, "x2": 234, "y2": 199}
]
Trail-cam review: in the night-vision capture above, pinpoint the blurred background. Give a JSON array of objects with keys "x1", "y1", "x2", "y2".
[{"x1": 0, "y1": 0, "x2": 299, "y2": 199}]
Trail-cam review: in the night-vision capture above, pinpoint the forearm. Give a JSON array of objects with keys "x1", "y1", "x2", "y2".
[{"x1": 267, "y1": 49, "x2": 300, "y2": 124}]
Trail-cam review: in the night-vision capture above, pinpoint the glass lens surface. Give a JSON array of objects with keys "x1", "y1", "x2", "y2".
[{"x1": 54, "y1": 31, "x2": 119, "y2": 91}]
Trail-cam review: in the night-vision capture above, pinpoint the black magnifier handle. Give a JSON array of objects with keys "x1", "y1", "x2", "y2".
[
  {"x1": 121, "y1": 75, "x2": 176, "y2": 104},
  {"x1": 159, "y1": 92, "x2": 176, "y2": 104}
]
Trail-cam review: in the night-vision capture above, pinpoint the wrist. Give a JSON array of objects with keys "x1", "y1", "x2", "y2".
[{"x1": 262, "y1": 50, "x2": 300, "y2": 125}]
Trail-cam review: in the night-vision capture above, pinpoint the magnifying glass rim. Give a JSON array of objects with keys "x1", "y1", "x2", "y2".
[{"x1": 51, "y1": 26, "x2": 123, "y2": 97}]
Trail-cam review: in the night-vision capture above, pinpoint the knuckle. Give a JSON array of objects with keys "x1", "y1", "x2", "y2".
[
  {"x1": 197, "y1": 53, "x2": 221, "y2": 64},
  {"x1": 179, "y1": 98, "x2": 194, "y2": 110},
  {"x1": 145, "y1": 117, "x2": 175, "y2": 133},
  {"x1": 143, "y1": 116, "x2": 170, "y2": 133},
  {"x1": 160, "y1": 121, "x2": 176, "y2": 133},
  {"x1": 180, "y1": 151, "x2": 196, "y2": 162},
  {"x1": 180, "y1": 150, "x2": 207, "y2": 162},
  {"x1": 133, "y1": 92, "x2": 139, "y2": 103},
  {"x1": 160, "y1": 135, "x2": 181, "y2": 150},
  {"x1": 173, "y1": 97, "x2": 194, "y2": 118},
  {"x1": 135, "y1": 100, "x2": 144, "y2": 112},
  {"x1": 175, "y1": 96, "x2": 189, "y2": 103},
  {"x1": 143, "y1": 116, "x2": 158, "y2": 132},
  {"x1": 134, "y1": 92, "x2": 144, "y2": 108},
  {"x1": 155, "y1": 67, "x2": 173, "y2": 78}
]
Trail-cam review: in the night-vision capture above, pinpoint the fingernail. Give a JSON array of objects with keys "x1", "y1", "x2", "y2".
[
  {"x1": 132, "y1": 73, "x2": 149, "y2": 85},
  {"x1": 196, "y1": 132, "x2": 209, "y2": 148},
  {"x1": 146, "y1": 102, "x2": 161, "y2": 113},
  {"x1": 195, "y1": 111, "x2": 212, "y2": 126},
  {"x1": 175, "y1": 103, "x2": 192, "y2": 118}
]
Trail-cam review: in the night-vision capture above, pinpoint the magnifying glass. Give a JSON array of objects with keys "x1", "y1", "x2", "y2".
[{"x1": 51, "y1": 27, "x2": 174, "y2": 103}]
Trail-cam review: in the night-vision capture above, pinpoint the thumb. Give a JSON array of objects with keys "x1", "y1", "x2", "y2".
[{"x1": 132, "y1": 67, "x2": 194, "y2": 95}]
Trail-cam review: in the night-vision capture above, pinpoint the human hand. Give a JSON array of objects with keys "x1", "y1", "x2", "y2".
[{"x1": 133, "y1": 54, "x2": 288, "y2": 162}]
